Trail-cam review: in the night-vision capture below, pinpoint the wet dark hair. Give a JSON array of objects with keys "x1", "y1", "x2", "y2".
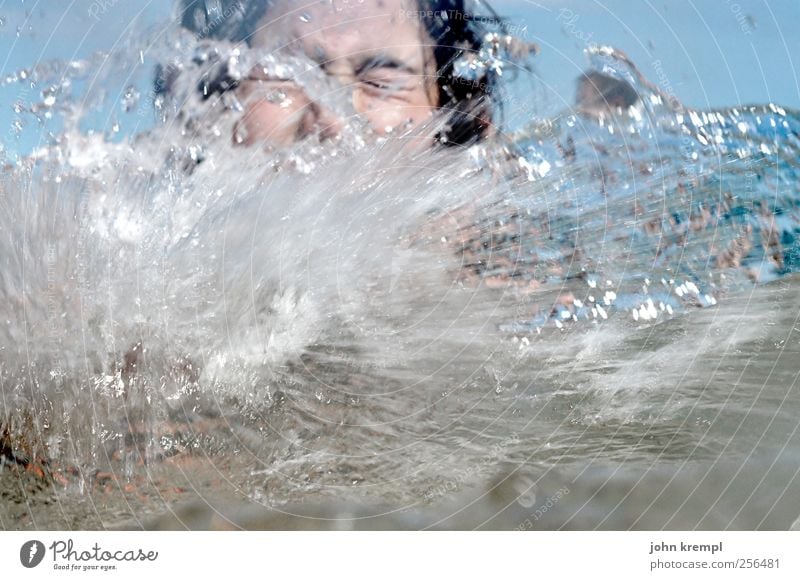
[
  {"x1": 176, "y1": 0, "x2": 502, "y2": 144},
  {"x1": 417, "y1": 0, "x2": 500, "y2": 144}
]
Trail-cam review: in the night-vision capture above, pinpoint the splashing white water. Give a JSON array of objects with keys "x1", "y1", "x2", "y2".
[{"x1": 2, "y1": 21, "x2": 800, "y2": 529}]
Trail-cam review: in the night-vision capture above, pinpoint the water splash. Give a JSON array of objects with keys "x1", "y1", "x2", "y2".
[{"x1": 1, "y1": 20, "x2": 800, "y2": 527}]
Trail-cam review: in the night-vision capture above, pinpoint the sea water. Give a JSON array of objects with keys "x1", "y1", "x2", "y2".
[{"x1": 1, "y1": 21, "x2": 799, "y2": 530}]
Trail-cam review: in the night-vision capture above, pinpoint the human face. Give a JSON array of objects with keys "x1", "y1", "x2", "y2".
[{"x1": 233, "y1": 0, "x2": 440, "y2": 147}]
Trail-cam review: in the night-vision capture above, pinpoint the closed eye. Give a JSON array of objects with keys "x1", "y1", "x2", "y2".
[
  {"x1": 359, "y1": 68, "x2": 417, "y2": 95},
  {"x1": 361, "y1": 77, "x2": 393, "y2": 90},
  {"x1": 355, "y1": 55, "x2": 421, "y2": 95}
]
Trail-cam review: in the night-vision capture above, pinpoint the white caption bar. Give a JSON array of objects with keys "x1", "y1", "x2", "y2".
[{"x1": 2, "y1": 532, "x2": 798, "y2": 579}]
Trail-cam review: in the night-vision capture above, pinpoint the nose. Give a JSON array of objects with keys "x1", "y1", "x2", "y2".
[
  {"x1": 233, "y1": 85, "x2": 342, "y2": 147},
  {"x1": 305, "y1": 101, "x2": 342, "y2": 142}
]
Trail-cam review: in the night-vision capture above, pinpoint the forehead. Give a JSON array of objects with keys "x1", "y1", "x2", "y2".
[{"x1": 252, "y1": 0, "x2": 430, "y2": 62}]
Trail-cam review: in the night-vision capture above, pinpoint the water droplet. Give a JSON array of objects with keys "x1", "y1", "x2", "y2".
[
  {"x1": 233, "y1": 123, "x2": 248, "y2": 144},
  {"x1": 122, "y1": 86, "x2": 140, "y2": 113}
]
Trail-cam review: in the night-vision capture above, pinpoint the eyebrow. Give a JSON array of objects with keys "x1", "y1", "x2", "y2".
[
  {"x1": 354, "y1": 55, "x2": 420, "y2": 76},
  {"x1": 309, "y1": 43, "x2": 423, "y2": 78}
]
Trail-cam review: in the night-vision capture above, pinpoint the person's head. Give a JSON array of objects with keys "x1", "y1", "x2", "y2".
[
  {"x1": 180, "y1": 0, "x2": 501, "y2": 147},
  {"x1": 575, "y1": 71, "x2": 640, "y2": 118}
]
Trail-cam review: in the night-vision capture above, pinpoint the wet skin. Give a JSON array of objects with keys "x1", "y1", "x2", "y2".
[{"x1": 234, "y1": 0, "x2": 440, "y2": 147}]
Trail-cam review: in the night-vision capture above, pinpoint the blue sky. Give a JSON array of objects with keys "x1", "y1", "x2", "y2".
[
  {"x1": 504, "y1": 0, "x2": 800, "y2": 116},
  {"x1": 1, "y1": 0, "x2": 798, "y2": 157}
]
